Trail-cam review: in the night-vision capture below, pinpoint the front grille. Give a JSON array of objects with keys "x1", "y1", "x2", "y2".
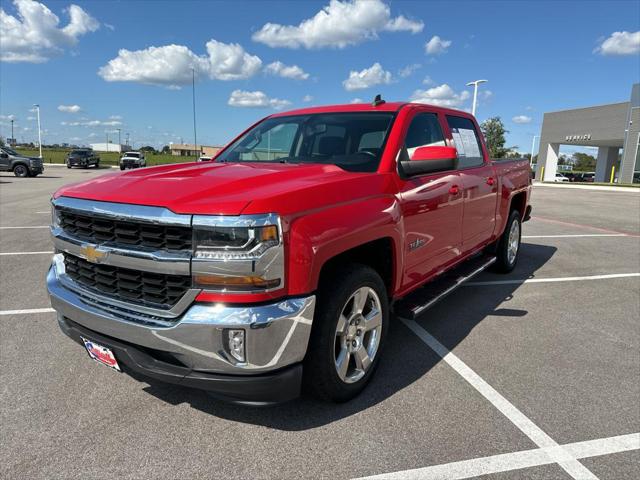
[
  {"x1": 64, "y1": 253, "x2": 191, "y2": 309},
  {"x1": 58, "y1": 208, "x2": 192, "y2": 251}
]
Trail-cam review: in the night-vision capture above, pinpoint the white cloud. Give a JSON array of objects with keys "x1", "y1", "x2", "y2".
[
  {"x1": 98, "y1": 40, "x2": 261, "y2": 88},
  {"x1": 58, "y1": 104, "x2": 81, "y2": 113},
  {"x1": 0, "y1": 114, "x2": 16, "y2": 120},
  {"x1": 61, "y1": 119, "x2": 122, "y2": 127},
  {"x1": 410, "y1": 84, "x2": 470, "y2": 107},
  {"x1": 228, "y1": 90, "x2": 291, "y2": 110},
  {"x1": 104, "y1": 23, "x2": 114, "y2": 31},
  {"x1": 108, "y1": 115, "x2": 122, "y2": 120},
  {"x1": 343, "y1": 62, "x2": 393, "y2": 91},
  {"x1": 27, "y1": 116, "x2": 35, "y2": 121},
  {"x1": 594, "y1": 31, "x2": 640, "y2": 56},
  {"x1": 398, "y1": 63, "x2": 421, "y2": 78},
  {"x1": 350, "y1": 98, "x2": 365, "y2": 104},
  {"x1": 0, "y1": 0, "x2": 99, "y2": 63},
  {"x1": 206, "y1": 39, "x2": 262, "y2": 80},
  {"x1": 512, "y1": 115, "x2": 532, "y2": 124},
  {"x1": 264, "y1": 61, "x2": 309, "y2": 80},
  {"x1": 422, "y1": 75, "x2": 434, "y2": 85},
  {"x1": 252, "y1": 0, "x2": 423, "y2": 49},
  {"x1": 303, "y1": 94, "x2": 313, "y2": 102},
  {"x1": 425, "y1": 35, "x2": 452, "y2": 55}
]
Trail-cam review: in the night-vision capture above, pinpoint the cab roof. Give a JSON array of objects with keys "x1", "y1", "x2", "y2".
[{"x1": 269, "y1": 101, "x2": 470, "y2": 118}]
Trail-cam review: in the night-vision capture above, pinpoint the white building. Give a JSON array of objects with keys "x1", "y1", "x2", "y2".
[{"x1": 89, "y1": 143, "x2": 129, "y2": 153}]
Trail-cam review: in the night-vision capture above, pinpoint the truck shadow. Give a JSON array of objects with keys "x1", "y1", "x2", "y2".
[{"x1": 141, "y1": 243, "x2": 557, "y2": 430}]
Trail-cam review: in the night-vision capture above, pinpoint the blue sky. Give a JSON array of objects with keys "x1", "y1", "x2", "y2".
[{"x1": 1, "y1": 0, "x2": 639, "y2": 155}]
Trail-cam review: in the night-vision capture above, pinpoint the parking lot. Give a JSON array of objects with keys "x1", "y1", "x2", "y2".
[{"x1": 1, "y1": 166, "x2": 639, "y2": 479}]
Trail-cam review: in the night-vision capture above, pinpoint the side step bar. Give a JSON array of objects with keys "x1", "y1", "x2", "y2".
[{"x1": 395, "y1": 255, "x2": 496, "y2": 320}]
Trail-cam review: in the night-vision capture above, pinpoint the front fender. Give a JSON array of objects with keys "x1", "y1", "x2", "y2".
[{"x1": 287, "y1": 195, "x2": 403, "y2": 296}]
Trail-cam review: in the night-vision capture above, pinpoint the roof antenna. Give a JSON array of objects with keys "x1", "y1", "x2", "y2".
[{"x1": 372, "y1": 94, "x2": 386, "y2": 106}]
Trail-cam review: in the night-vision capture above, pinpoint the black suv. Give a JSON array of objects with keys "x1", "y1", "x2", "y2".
[
  {"x1": 0, "y1": 146, "x2": 44, "y2": 177},
  {"x1": 66, "y1": 149, "x2": 100, "y2": 168}
]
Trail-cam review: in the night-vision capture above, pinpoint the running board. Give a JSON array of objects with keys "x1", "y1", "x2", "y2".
[{"x1": 395, "y1": 255, "x2": 496, "y2": 320}]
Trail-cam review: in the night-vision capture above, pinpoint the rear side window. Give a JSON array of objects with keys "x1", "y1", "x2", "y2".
[
  {"x1": 446, "y1": 116, "x2": 484, "y2": 168},
  {"x1": 404, "y1": 113, "x2": 446, "y2": 159}
]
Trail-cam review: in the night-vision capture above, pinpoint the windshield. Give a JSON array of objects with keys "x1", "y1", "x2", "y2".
[
  {"x1": 124, "y1": 152, "x2": 140, "y2": 158},
  {"x1": 71, "y1": 150, "x2": 90, "y2": 156},
  {"x1": 216, "y1": 112, "x2": 395, "y2": 173},
  {"x1": 1, "y1": 147, "x2": 19, "y2": 156}
]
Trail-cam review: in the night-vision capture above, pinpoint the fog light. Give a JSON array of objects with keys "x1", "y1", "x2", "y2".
[{"x1": 226, "y1": 329, "x2": 246, "y2": 363}]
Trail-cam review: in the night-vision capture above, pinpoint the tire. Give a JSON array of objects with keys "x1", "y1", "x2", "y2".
[
  {"x1": 120, "y1": 166, "x2": 125, "y2": 171},
  {"x1": 493, "y1": 209, "x2": 522, "y2": 273},
  {"x1": 13, "y1": 164, "x2": 29, "y2": 177},
  {"x1": 304, "y1": 264, "x2": 389, "y2": 402},
  {"x1": 66, "y1": 161, "x2": 71, "y2": 169}
]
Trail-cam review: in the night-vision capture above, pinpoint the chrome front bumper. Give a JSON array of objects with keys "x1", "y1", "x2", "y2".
[{"x1": 47, "y1": 255, "x2": 316, "y2": 375}]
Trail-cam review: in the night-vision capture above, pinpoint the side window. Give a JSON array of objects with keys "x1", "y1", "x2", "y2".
[
  {"x1": 446, "y1": 115, "x2": 485, "y2": 168},
  {"x1": 404, "y1": 113, "x2": 446, "y2": 159}
]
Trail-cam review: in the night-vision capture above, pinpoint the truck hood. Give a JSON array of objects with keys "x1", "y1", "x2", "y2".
[{"x1": 54, "y1": 161, "x2": 392, "y2": 216}]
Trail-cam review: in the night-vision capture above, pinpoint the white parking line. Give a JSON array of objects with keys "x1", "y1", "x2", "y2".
[
  {"x1": 0, "y1": 308, "x2": 55, "y2": 316},
  {"x1": 465, "y1": 273, "x2": 640, "y2": 286},
  {"x1": 0, "y1": 251, "x2": 52, "y2": 256},
  {"x1": 0, "y1": 226, "x2": 49, "y2": 229},
  {"x1": 398, "y1": 318, "x2": 599, "y2": 479},
  {"x1": 522, "y1": 234, "x2": 628, "y2": 238},
  {"x1": 355, "y1": 433, "x2": 640, "y2": 480}
]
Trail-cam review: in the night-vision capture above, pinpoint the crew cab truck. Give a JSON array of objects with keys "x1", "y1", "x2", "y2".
[
  {"x1": 47, "y1": 100, "x2": 531, "y2": 405},
  {"x1": 119, "y1": 151, "x2": 146, "y2": 170},
  {"x1": 0, "y1": 146, "x2": 44, "y2": 177}
]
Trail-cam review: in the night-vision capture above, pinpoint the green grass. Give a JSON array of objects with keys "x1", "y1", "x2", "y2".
[{"x1": 15, "y1": 148, "x2": 197, "y2": 166}]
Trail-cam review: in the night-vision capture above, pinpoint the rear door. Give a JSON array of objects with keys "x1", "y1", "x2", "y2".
[
  {"x1": 397, "y1": 109, "x2": 464, "y2": 292},
  {"x1": 445, "y1": 115, "x2": 498, "y2": 250}
]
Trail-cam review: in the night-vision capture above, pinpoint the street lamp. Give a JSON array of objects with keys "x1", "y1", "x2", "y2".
[
  {"x1": 33, "y1": 104, "x2": 42, "y2": 158},
  {"x1": 465, "y1": 79, "x2": 488, "y2": 116},
  {"x1": 530, "y1": 135, "x2": 539, "y2": 167},
  {"x1": 116, "y1": 128, "x2": 121, "y2": 150},
  {"x1": 192, "y1": 67, "x2": 198, "y2": 157},
  {"x1": 10, "y1": 119, "x2": 14, "y2": 145}
]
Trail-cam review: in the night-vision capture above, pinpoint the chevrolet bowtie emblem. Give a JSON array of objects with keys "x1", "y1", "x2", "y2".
[{"x1": 80, "y1": 244, "x2": 109, "y2": 264}]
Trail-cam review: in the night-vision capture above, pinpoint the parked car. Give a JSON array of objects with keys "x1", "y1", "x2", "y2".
[
  {"x1": 120, "y1": 151, "x2": 146, "y2": 170},
  {"x1": 198, "y1": 155, "x2": 213, "y2": 162},
  {"x1": 581, "y1": 172, "x2": 595, "y2": 183},
  {"x1": 0, "y1": 146, "x2": 44, "y2": 177},
  {"x1": 554, "y1": 173, "x2": 570, "y2": 182},
  {"x1": 47, "y1": 99, "x2": 531, "y2": 404},
  {"x1": 66, "y1": 149, "x2": 99, "y2": 169}
]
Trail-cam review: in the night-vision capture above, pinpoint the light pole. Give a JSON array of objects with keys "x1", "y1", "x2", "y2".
[
  {"x1": 106, "y1": 133, "x2": 109, "y2": 152},
  {"x1": 125, "y1": 132, "x2": 130, "y2": 147},
  {"x1": 530, "y1": 135, "x2": 539, "y2": 167},
  {"x1": 116, "y1": 128, "x2": 121, "y2": 150},
  {"x1": 466, "y1": 79, "x2": 488, "y2": 116},
  {"x1": 192, "y1": 67, "x2": 198, "y2": 157},
  {"x1": 33, "y1": 104, "x2": 42, "y2": 158},
  {"x1": 10, "y1": 119, "x2": 14, "y2": 145}
]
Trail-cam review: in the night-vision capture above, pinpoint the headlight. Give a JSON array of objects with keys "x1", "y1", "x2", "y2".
[{"x1": 192, "y1": 215, "x2": 284, "y2": 292}]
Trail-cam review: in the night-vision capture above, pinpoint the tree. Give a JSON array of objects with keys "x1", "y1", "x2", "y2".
[
  {"x1": 161, "y1": 145, "x2": 170, "y2": 154},
  {"x1": 139, "y1": 145, "x2": 157, "y2": 153},
  {"x1": 480, "y1": 117, "x2": 517, "y2": 158},
  {"x1": 572, "y1": 152, "x2": 596, "y2": 171}
]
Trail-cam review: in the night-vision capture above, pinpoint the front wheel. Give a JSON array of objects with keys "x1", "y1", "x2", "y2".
[
  {"x1": 493, "y1": 210, "x2": 522, "y2": 273},
  {"x1": 13, "y1": 164, "x2": 29, "y2": 177},
  {"x1": 304, "y1": 264, "x2": 389, "y2": 402},
  {"x1": 120, "y1": 165, "x2": 125, "y2": 171}
]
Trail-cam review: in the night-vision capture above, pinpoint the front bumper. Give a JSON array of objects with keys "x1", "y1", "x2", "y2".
[{"x1": 47, "y1": 255, "x2": 316, "y2": 402}]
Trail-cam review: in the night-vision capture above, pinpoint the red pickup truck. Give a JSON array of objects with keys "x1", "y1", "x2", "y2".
[{"x1": 47, "y1": 99, "x2": 531, "y2": 404}]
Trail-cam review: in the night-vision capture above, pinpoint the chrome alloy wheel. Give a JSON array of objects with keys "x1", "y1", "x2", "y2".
[
  {"x1": 334, "y1": 286, "x2": 383, "y2": 384},
  {"x1": 507, "y1": 218, "x2": 520, "y2": 265}
]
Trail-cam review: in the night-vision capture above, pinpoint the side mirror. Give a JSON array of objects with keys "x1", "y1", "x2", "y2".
[
  {"x1": 0, "y1": 153, "x2": 8, "y2": 159},
  {"x1": 399, "y1": 146, "x2": 457, "y2": 177}
]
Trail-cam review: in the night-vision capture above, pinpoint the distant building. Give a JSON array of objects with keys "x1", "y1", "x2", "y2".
[
  {"x1": 169, "y1": 143, "x2": 222, "y2": 157},
  {"x1": 536, "y1": 83, "x2": 639, "y2": 183},
  {"x1": 89, "y1": 143, "x2": 129, "y2": 153}
]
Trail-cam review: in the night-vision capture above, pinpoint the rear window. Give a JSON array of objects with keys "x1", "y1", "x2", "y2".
[{"x1": 446, "y1": 116, "x2": 484, "y2": 168}]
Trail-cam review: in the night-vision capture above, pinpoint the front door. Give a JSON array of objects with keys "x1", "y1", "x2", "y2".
[{"x1": 398, "y1": 111, "x2": 464, "y2": 292}]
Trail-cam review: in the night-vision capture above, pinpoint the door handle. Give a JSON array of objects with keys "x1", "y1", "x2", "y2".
[
  {"x1": 449, "y1": 185, "x2": 460, "y2": 195},
  {"x1": 486, "y1": 177, "x2": 495, "y2": 186}
]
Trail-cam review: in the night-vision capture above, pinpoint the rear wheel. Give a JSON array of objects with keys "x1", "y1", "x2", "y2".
[
  {"x1": 493, "y1": 210, "x2": 521, "y2": 273},
  {"x1": 304, "y1": 264, "x2": 389, "y2": 402},
  {"x1": 13, "y1": 164, "x2": 29, "y2": 177}
]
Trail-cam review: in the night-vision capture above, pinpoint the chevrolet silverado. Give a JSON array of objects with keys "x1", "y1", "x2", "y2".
[{"x1": 47, "y1": 99, "x2": 531, "y2": 404}]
